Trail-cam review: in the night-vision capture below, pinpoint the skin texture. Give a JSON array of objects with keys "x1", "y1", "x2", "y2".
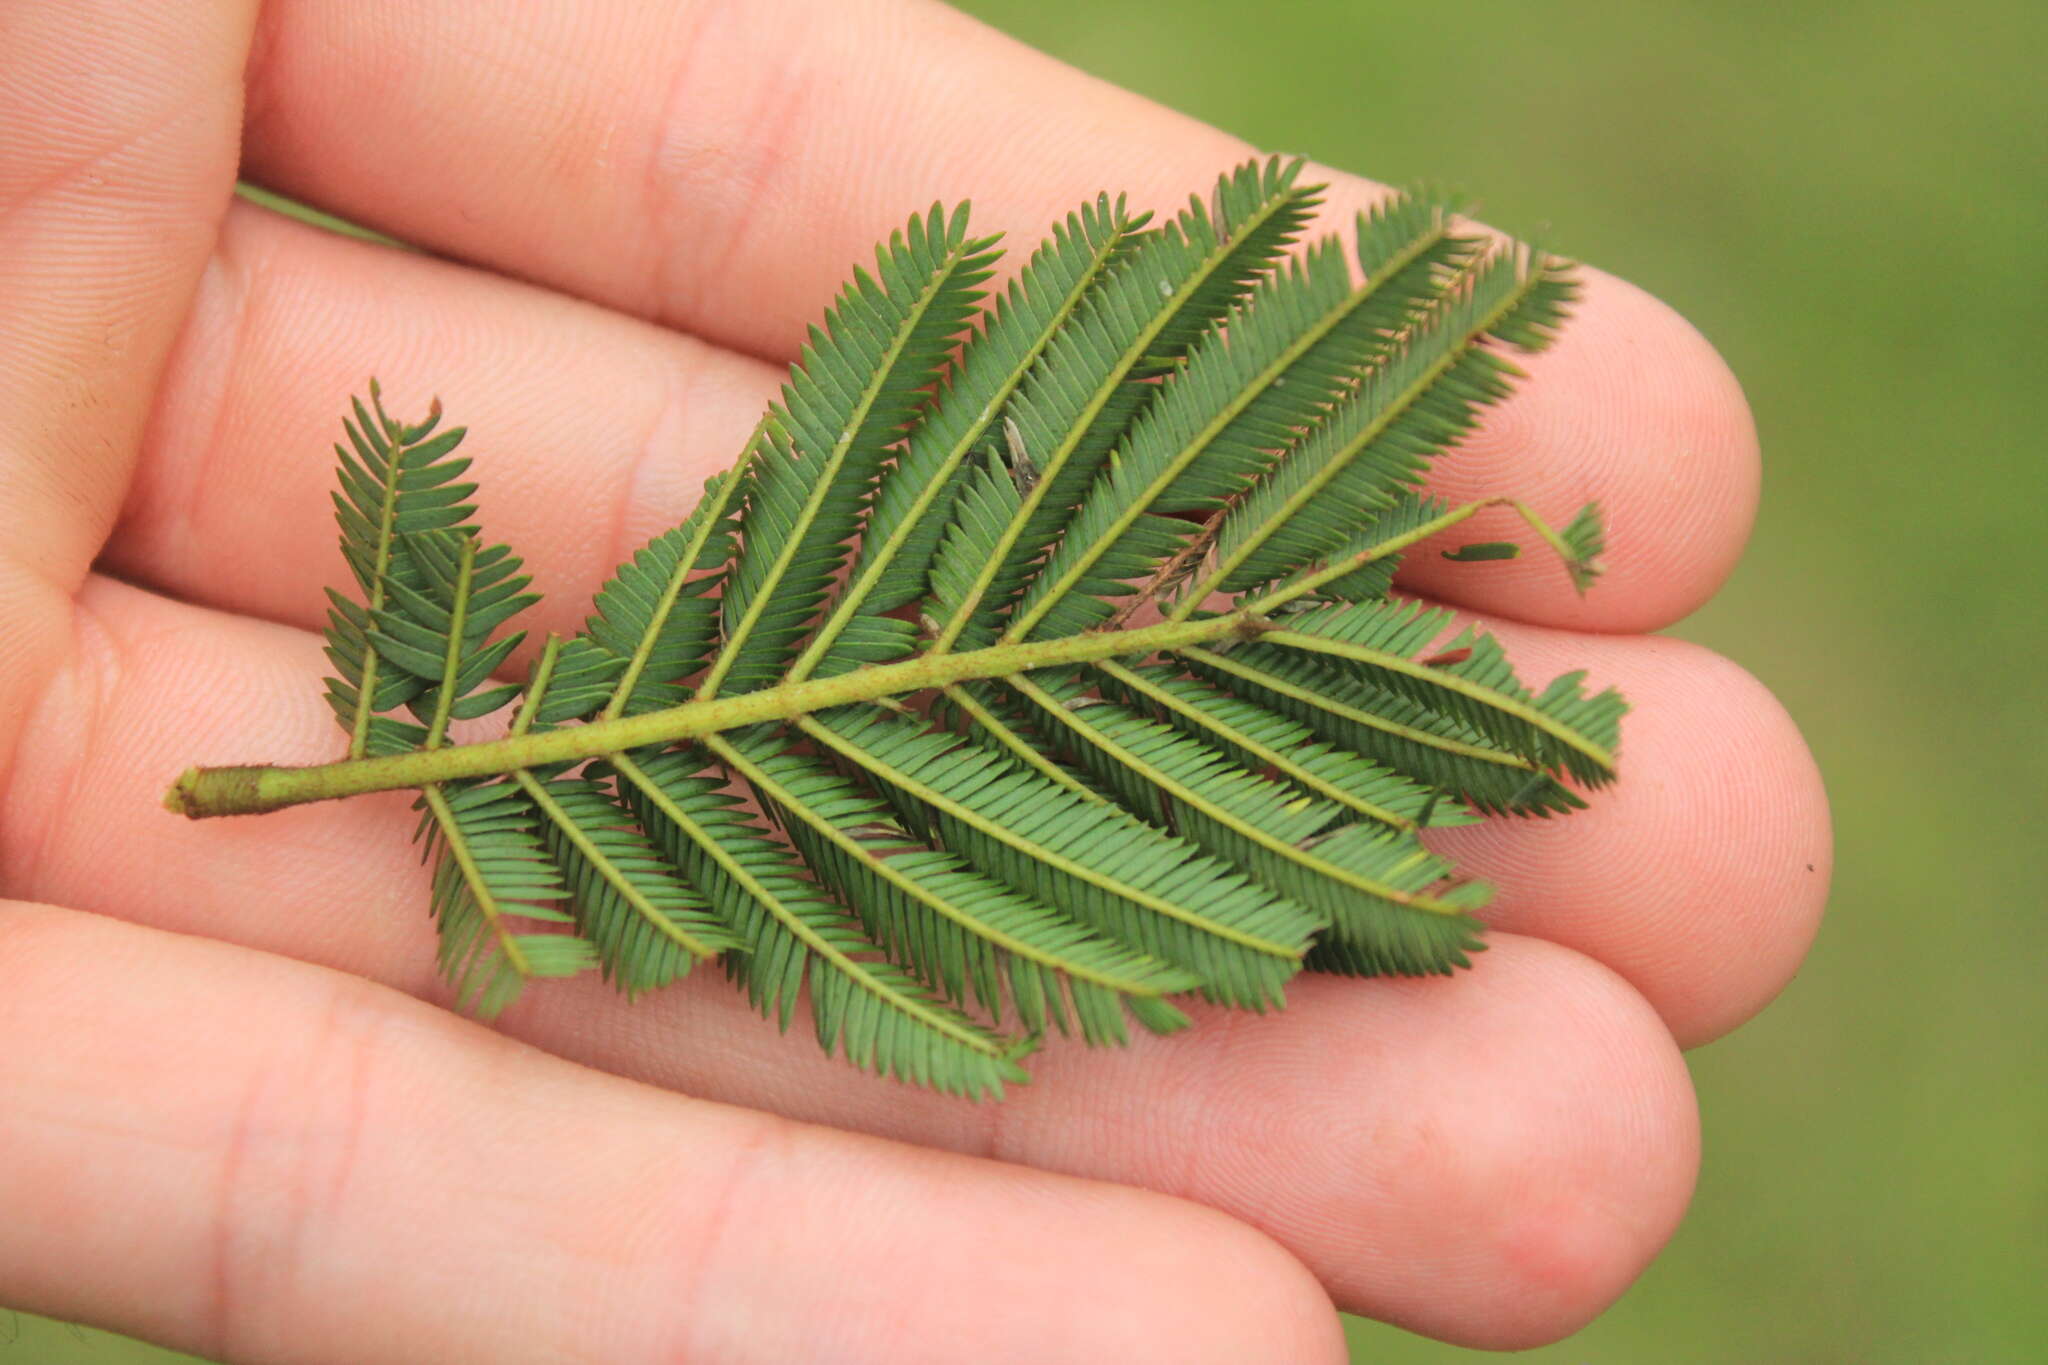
[{"x1": 0, "y1": 1, "x2": 1831, "y2": 1360}]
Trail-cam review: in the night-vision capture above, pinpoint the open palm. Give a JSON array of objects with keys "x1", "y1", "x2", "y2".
[{"x1": 0, "y1": 2, "x2": 1829, "y2": 1361}]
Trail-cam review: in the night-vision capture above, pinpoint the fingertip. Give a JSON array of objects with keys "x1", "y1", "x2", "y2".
[
  {"x1": 1422, "y1": 937, "x2": 1699, "y2": 1349},
  {"x1": 1432, "y1": 633, "x2": 1831, "y2": 1047},
  {"x1": 1125, "y1": 1200, "x2": 1350, "y2": 1365},
  {"x1": 1619, "y1": 638, "x2": 1830, "y2": 1045},
  {"x1": 1396, "y1": 267, "x2": 1762, "y2": 632}
]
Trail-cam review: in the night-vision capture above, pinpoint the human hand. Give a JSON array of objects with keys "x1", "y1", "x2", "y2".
[{"x1": 0, "y1": 2, "x2": 1830, "y2": 1360}]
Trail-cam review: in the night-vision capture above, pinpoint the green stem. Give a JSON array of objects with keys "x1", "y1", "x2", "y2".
[
  {"x1": 168, "y1": 612, "x2": 1266, "y2": 818},
  {"x1": 167, "y1": 495, "x2": 1600, "y2": 819}
]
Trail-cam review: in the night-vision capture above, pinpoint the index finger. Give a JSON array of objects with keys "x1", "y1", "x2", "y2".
[{"x1": 242, "y1": 0, "x2": 1758, "y2": 632}]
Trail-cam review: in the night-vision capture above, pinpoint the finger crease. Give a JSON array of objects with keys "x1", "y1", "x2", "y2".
[
  {"x1": 606, "y1": 361, "x2": 694, "y2": 576},
  {"x1": 666, "y1": 1113, "x2": 790, "y2": 1360}
]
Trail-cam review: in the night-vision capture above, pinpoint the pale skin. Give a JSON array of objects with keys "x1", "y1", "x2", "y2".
[{"x1": 0, "y1": 1, "x2": 1832, "y2": 1361}]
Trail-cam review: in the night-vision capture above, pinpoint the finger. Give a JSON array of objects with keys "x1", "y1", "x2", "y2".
[
  {"x1": 240, "y1": 0, "x2": 1757, "y2": 630},
  {"x1": 0, "y1": 901, "x2": 1345, "y2": 1364},
  {"x1": 9, "y1": 577, "x2": 1702, "y2": 1346},
  {"x1": 0, "y1": 0, "x2": 251, "y2": 741}
]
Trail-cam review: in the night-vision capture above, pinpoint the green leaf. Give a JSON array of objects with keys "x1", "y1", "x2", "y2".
[
  {"x1": 369, "y1": 530, "x2": 535, "y2": 739},
  {"x1": 1009, "y1": 194, "x2": 1472, "y2": 640},
  {"x1": 321, "y1": 384, "x2": 477, "y2": 757},
  {"x1": 802, "y1": 705, "x2": 1319, "y2": 1008},
  {"x1": 1208, "y1": 249, "x2": 1576, "y2": 597},
  {"x1": 1001, "y1": 672, "x2": 1486, "y2": 976},
  {"x1": 1256, "y1": 599, "x2": 1625, "y2": 788},
  {"x1": 545, "y1": 468, "x2": 747, "y2": 724},
  {"x1": 1181, "y1": 641, "x2": 1586, "y2": 815},
  {"x1": 1556, "y1": 502, "x2": 1607, "y2": 593},
  {"x1": 800, "y1": 194, "x2": 1146, "y2": 679},
  {"x1": 182, "y1": 163, "x2": 1636, "y2": 1098},
  {"x1": 516, "y1": 770, "x2": 741, "y2": 995},
  {"x1": 1091, "y1": 659, "x2": 1475, "y2": 831}
]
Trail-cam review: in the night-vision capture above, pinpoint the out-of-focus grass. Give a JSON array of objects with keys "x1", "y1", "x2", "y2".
[
  {"x1": 0, "y1": 1312, "x2": 201, "y2": 1365},
  {"x1": 8, "y1": 2, "x2": 2041, "y2": 1361},
  {"x1": 946, "y1": 0, "x2": 2047, "y2": 1359}
]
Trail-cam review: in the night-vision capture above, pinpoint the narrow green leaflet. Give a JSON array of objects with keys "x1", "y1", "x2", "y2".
[
  {"x1": 368, "y1": 530, "x2": 534, "y2": 728},
  {"x1": 578, "y1": 470, "x2": 746, "y2": 718},
  {"x1": 803, "y1": 706, "x2": 1319, "y2": 1008},
  {"x1": 1001, "y1": 673, "x2": 1487, "y2": 976},
  {"x1": 517, "y1": 770, "x2": 739, "y2": 995},
  {"x1": 420, "y1": 779, "x2": 595, "y2": 1018},
  {"x1": 377, "y1": 528, "x2": 595, "y2": 1016},
  {"x1": 709, "y1": 729, "x2": 1196, "y2": 1043},
  {"x1": 1091, "y1": 659, "x2": 1473, "y2": 831},
  {"x1": 1257, "y1": 599, "x2": 1625, "y2": 787},
  {"x1": 1006, "y1": 197, "x2": 1473, "y2": 641}
]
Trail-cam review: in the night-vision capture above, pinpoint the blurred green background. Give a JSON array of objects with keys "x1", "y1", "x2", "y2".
[{"x1": 7, "y1": 1, "x2": 2041, "y2": 1361}]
